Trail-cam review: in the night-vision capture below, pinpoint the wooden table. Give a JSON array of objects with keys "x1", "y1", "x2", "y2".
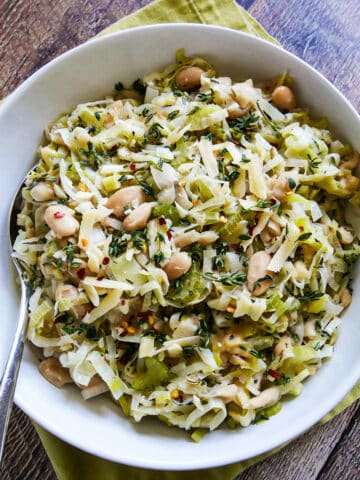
[{"x1": 1, "y1": 1, "x2": 359, "y2": 478}]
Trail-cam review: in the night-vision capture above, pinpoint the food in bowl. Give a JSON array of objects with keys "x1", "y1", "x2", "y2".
[{"x1": 13, "y1": 50, "x2": 360, "y2": 439}]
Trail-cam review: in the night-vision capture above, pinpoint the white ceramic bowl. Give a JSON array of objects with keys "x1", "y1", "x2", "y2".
[{"x1": 1, "y1": 24, "x2": 359, "y2": 471}]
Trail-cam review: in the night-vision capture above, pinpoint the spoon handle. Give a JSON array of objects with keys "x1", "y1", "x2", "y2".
[{"x1": 0, "y1": 274, "x2": 30, "y2": 464}]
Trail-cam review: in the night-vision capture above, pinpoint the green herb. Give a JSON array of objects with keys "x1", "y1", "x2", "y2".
[
  {"x1": 86, "y1": 326, "x2": 99, "y2": 341},
  {"x1": 213, "y1": 242, "x2": 227, "y2": 269},
  {"x1": 138, "y1": 179, "x2": 154, "y2": 198},
  {"x1": 143, "y1": 123, "x2": 164, "y2": 144},
  {"x1": 253, "y1": 275, "x2": 273, "y2": 291},
  {"x1": 153, "y1": 252, "x2": 164, "y2": 266},
  {"x1": 157, "y1": 232, "x2": 166, "y2": 243},
  {"x1": 174, "y1": 278, "x2": 183, "y2": 294},
  {"x1": 157, "y1": 158, "x2": 164, "y2": 169},
  {"x1": 58, "y1": 198, "x2": 68, "y2": 205},
  {"x1": 109, "y1": 234, "x2": 127, "y2": 258},
  {"x1": 131, "y1": 228, "x2": 148, "y2": 251},
  {"x1": 38, "y1": 237, "x2": 47, "y2": 244},
  {"x1": 239, "y1": 234, "x2": 251, "y2": 241},
  {"x1": 132, "y1": 78, "x2": 146, "y2": 95},
  {"x1": 255, "y1": 199, "x2": 273, "y2": 209},
  {"x1": 227, "y1": 170, "x2": 240, "y2": 182},
  {"x1": 179, "y1": 218, "x2": 191, "y2": 226},
  {"x1": 315, "y1": 321, "x2": 331, "y2": 339},
  {"x1": 94, "y1": 112, "x2": 101, "y2": 121},
  {"x1": 188, "y1": 106, "x2": 200, "y2": 116},
  {"x1": 344, "y1": 253, "x2": 358, "y2": 266},
  {"x1": 298, "y1": 290, "x2": 324, "y2": 302},
  {"x1": 249, "y1": 349, "x2": 260, "y2": 358},
  {"x1": 143, "y1": 329, "x2": 166, "y2": 345},
  {"x1": 173, "y1": 87, "x2": 185, "y2": 97},
  {"x1": 63, "y1": 243, "x2": 81, "y2": 268},
  {"x1": 314, "y1": 341, "x2": 322, "y2": 351},
  {"x1": 168, "y1": 110, "x2": 180, "y2": 120},
  {"x1": 279, "y1": 373, "x2": 290, "y2": 385},
  {"x1": 27, "y1": 264, "x2": 44, "y2": 289},
  {"x1": 230, "y1": 112, "x2": 260, "y2": 134},
  {"x1": 298, "y1": 232, "x2": 312, "y2": 241},
  {"x1": 197, "y1": 90, "x2": 214, "y2": 102},
  {"x1": 241, "y1": 154, "x2": 251, "y2": 163},
  {"x1": 187, "y1": 244, "x2": 202, "y2": 263},
  {"x1": 182, "y1": 344, "x2": 196, "y2": 359},
  {"x1": 197, "y1": 318, "x2": 211, "y2": 348},
  {"x1": 307, "y1": 154, "x2": 322, "y2": 173},
  {"x1": 336, "y1": 230, "x2": 342, "y2": 241},
  {"x1": 145, "y1": 113, "x2": 154, "y2": 124},
  {"x1": 256, "y1": 101, "x2": 282, "y2": 139},
  {"x1": 114, "y1": 81, "x2": 124, "y2": 91},
  {"x1": 88, "y1": 125, "x2": 98, "y2": 135},
  {"x1": 288, "y1": 177, "x2": 296, "y2": 189},
  {"x1": 62, "y1": 323, "x2": 87, "y2": 336},
  {"x1": 204, "y1": 271, "x2": 247, "y2": 286}
]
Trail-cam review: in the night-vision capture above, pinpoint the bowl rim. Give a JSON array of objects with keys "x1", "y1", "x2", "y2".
[{"x1": 3, "y1": 22, "x2": 360, "y2": 470}]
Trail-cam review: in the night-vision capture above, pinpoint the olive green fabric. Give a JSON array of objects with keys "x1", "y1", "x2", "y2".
[{"x1": 28, "y1": 0, "x2": 360, "y2": 478}]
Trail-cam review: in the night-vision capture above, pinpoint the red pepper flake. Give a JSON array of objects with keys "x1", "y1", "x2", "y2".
[
  {"x1": 166, "y1": 230, "x2": 172, "y2": 240},
  {"x1": 299, "y1": 226, "x2": 304, "y2": 232},
  {"x1": 121, "y1": 299, "x2": 126, "y2": 306},
  {"x1": 137, "y1": 311, "x2": 151, "y2": 318},
  {"x1": 102, "y1": 256, "x2": 110, "y2": 265},
  {"x1": 230, "y1": 137, "x2": 240, "y2": 145},
  {"x1": 54, "y1": 211, "x2": 65, "y2": 219},
  {"x1": 76, "y1": 268, "x2": 86, "y2": 280},
  {"x1": 130, "y1": 163, "x2": 136, "y2": 171},
  {"x1": 248, "y1": 222, "x2": 258, "y2": 236},
  {"x1": 270, "y1": 198, "x2": 277, "y2": 206},
  {"x1": 268, "y1": 369, "x2": 281, "y2": 380},
  {"x1": 159, "y1": 216, "x2": 166, "y2": 226}
]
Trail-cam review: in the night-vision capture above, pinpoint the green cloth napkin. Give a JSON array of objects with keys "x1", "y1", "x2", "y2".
[{"x1": 26, "y1": 0, "x2": 359, "y2": 478}]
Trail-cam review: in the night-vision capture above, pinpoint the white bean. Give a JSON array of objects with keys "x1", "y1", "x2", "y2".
[
  {"x1": 247, "y1": 251, "x2": 272, "y2": 296},
  {"x1": 123, "y1": 202, "x2": 153, "y2": 232},
  {"x1": 338, "y1": 227, "x2": 354, "y2": 245},
  {"x1": 271, "y1": 86, "x2": 296, "y2": 111},
  {"x1": 38, "y1": 357, "x2": 73, "y2": 388},
  {"x1": 174, "y1": 231, "x2": 200, "y2": 248},
  {"x1": 163, "y1": 252, "x2": 192, "y2": 280},
  {"x1": 176, "y1": 66, "x2": 204, "y2": 91},
  {"x1": 340, "y1": 288, "x2": 352, "y2": 309},
  {"x1": 44, "y1": 205, "x2": 79, "y2": 238},
  {"x1": 30, "y1": 182, "x2": 54, "y2": 202},
  {"x1": 106, "y1": 186, "x2": 146, "y2": 218},
  {"x1": 198, "y1": 230, "x2": 219, "y2": 245}
]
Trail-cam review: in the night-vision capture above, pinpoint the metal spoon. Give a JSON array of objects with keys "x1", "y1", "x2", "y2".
[{"x1": 0, "y1": 177, "x2": 32, "y2": 464}]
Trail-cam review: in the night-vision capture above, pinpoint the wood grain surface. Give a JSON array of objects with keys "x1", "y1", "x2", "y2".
[{"x1": 0, "y1": 0, "x2": 359, "y2": 479}]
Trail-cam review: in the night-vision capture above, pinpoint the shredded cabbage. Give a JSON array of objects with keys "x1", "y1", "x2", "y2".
[{"x1": 15, "y1": 50, "x2": 360, "y2": 439}]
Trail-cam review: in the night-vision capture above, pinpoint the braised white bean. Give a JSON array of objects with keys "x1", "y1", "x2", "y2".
[
  {"x1": 163, "y1": 252, "x2": 192, "y2": 280},
  {"x1": 106, "y1": 186, "x2": 146, "y2": 218},
  {"x1": 44, "y1": 205, "x2": 79, "y2": 238},
  {"x1": 176, "y1": 66, "x2": 204, "y2": 91}
]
